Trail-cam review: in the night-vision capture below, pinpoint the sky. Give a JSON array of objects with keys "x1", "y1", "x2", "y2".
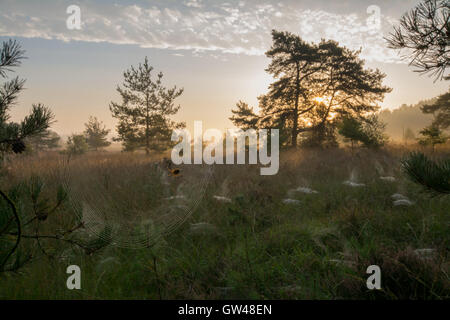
[{"x1": 0, "y1": 0, "x2": 448, "y2": 136}]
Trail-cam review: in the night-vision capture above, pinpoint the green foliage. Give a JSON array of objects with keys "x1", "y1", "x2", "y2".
[
  {"x1": 402, "y1": 152, "x2": 450, "y2": 195},
  {"x1": 84, "y1": 116, "x2": 111, "y2": 151},
  {"x1": 0, "y1": 149, "x2": 449, "y2": 298},
  {"x1": 65, "y1": 134, "x2": 89, "y2": 155},
  {"x1": 338, "y1": 115, "x2": 388, "y2": 149},
  {"x1": 110, "y1": 57, "x2": 185, "y2": 154},
  {"x1": 1, "y1": 149, "x2": 448, "y2": 298},
  {"x1": 387, "y1": 0, "x2": 449, "y2": 81},
  {"x1": 0, "y1": 39, "x2": 26, "y2": 78},
  {"x1": 301, "y1": 121, "x2": 338, "y2": 148},
  {"x1": 0, "y1": 77, "x2": 25, "y2": 123},
  {"x1": 230, "y1": 30, "x2": 391, "y2": 148},
  {"x1": 25, "y1": 129, "x2": 61, "y2": 152},
  {"x1": 0, "y1": 39, "x2": 54, "y2": 157},
  {"x1": 421, "y1": 90, "x2": 450, "y2": 130},
  {"x1": 418, "y1": 125, "x2": 447, "y2": 150},
  {"x1": 0, "y1": 189, "x2": 21, "y2": 272},
  {"x1": 20, "y1": 104, "x2": 54, "y2": 137},
  {"x1": 0, "y1": 174, "x2": 73, "y2": 272},
  {"x1": 338, "y1": 117, "x2": 366, "y2": 147},
  {"x1": 229, "y1": 101, "x2": 259, "y2": 130},
  {"x1": 360, "y1": 115, "x2": 388, "y2": 148}
]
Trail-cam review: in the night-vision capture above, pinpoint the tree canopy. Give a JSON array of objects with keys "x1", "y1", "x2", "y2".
[
  {"x1": 110, "y1": 57, "x2": 185, "y2": 154},
  {"x1": 231, "y1": 30, "x2": 391, "y2": 148},
  {"x1": 421, "y1": 90, "x2": 450, "y2": 130},
  {"x1": 25, "y1": 129, "x2": 61, "y2": 152},
  {"x1": 65, "y1": 134, "x2": 89, "y2": 155},
  {"x1": 418, "y1": 125, "x2": 448, "y2": 151},
  {"x1": 338, "y1": 115, "x2": 388, "y2": 150},
  {"x1": 84, "y1": 116, "x2": 111, "y2": 151}
]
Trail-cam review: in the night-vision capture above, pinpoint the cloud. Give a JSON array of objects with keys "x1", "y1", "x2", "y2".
[{"x1": 0, "y1": 0, "x2": 406, "y2": 63}]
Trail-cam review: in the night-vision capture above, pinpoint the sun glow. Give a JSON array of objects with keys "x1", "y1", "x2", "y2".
[
  {"x1": 313, "y1": 96, "x2": 333, "y2": 104},
  {"x1": 327, "y1": 112, "x2": 338, "y2": 120},
  {"x1": 313, "y1": 97, "x2": 325, "y2": 103}
]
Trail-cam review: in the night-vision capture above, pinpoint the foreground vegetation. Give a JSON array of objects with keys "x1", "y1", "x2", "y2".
[
  {"x1": 0, "y1": 147, "x2": 448, "y2": 299},
  {"x1": 0, "y1": 0, "x2": 448, "y2": 300}
]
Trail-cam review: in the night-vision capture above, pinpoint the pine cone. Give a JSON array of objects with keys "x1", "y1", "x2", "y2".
[
  {"x1": 12, "y1": 140, "x2": 26, "y2": 154},
  {"x1": 36, "y1": 211, "x2": 48, "y2": 221}
]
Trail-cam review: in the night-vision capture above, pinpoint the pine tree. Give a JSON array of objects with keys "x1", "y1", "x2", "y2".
[
  {"x1": 65, "y1": 134, "x2": 89, "y2": 155},
  {"x1": 230, "y1": 30, "x2": 391, "y2": 148},
  {"x1": 360, "y1": 115, "x2": 388, "y2": 148},
  {"x1": 421, "y1": 90, "x2": 450, "y2": 130},
  {"x1": 338, "y1": 115, "x2": 387, "y2": 151},
  {"x1": 418, "y1": 125, "x2": 447, "y2": 151},
  {"x1": 387, "y1": 1, "x2": 449, "y2": 194},
  {"x1": 229, "y1": 101, "x2": 259, "y2": 130},
  {"x1": 338, "y1": 117, "x2": 366, "y2": 152},
  {"x1": 25, "y1": 129, "x2": 61, "y2": 152},
  {"x1": 0, "y1": 40, "x2": 55, "y2": 273},
  {"x1": 262, "y1": 30, "x2": 321, "y2": 147},
  {"x1": 84, "y1": 116, "x2": 111, "y2": 151},
  {"x1": 110, "y1": 57, "x2": 185, "y2": 154},
  {"x1": 0, "y1": 40, "x2": 54, "y2": 157},
  {"x1": 387, "y1": 0, "x2": 449, "y2": 80}
]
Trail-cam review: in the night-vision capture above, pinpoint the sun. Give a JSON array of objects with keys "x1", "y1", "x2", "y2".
[
  {"x1": 313, "y1": 97, "x2": 325, "y2": 103},
  {"x1": 327, "y1": 112, "x2": 338, "y2": 120},
  {"x1": 313, "y1": 96, "x2": 333, "y2": 106}
]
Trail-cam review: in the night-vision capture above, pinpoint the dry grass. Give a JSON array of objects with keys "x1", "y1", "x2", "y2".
[{"x1": 0, "y1": 147, "x2": 448, "y2": 299}]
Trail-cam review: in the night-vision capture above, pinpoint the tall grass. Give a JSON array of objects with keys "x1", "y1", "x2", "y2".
[{"x1": 0, "y1": 147, "x2": 448, "y2": 299}]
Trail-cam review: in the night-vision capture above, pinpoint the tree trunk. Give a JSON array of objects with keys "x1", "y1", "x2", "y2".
[
  {"x1": 291, "y1": 62, "x2": 300, "y2": 148},
  {"x1": 145, "y1": 94, "x2": 150, "y2": 155}
]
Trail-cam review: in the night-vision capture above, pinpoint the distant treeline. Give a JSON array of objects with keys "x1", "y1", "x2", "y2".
[{"x1": 379, "y1": 99, "x2": 436, "y2": 142}]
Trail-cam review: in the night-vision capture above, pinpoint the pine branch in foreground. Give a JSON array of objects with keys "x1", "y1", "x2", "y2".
[{"x1": 401, "y1": 152, "x2": 450, "y2": 196}]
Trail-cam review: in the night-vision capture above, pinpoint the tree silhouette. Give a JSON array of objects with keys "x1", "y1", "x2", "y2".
[
  {"x1": 84, "y1": 116, "x2": 111, "y2": 151},
  {"x1": 262, "y1": 30, "x2": 321, "y2": 147},
  {"x1": 110, "y1": 57, "x2": 185, "y2": 154},
  {"x1": 402, "y1": 152, "x2": 450, "y2": 195},
  {"x1": 421, "y1": 90, "x2": 450, "y2": 130},
  {"x1": 0, "y1": 40, "x2": 62, "y2": 273},
  {"x1": 338, "y1": 115, "x2": 387, "y2": 151},
  {"x1": 386, "y1": 0, "x2": 450, "y2": 81},
  {"x1": 0, "y1": 40, "x2": 54, "y2": 157},
  {"x1": 229, "y1": 101, "x2": 259, "y2": 130},
  {"x1": 338, "y1": 117, "x2": 366, "y2": 152},
  {"x1": 25, "y1": 129, "x2": 61, "y2": 152},
  {"x1": 231, "y1": 30, "x2": 391, "y2": 148},
  {"x1": 404, "y1": 127, "x2": 416, "y2": 145},
  {"x1": 360, "y1": 115, "x2": 388, "y2": 148},
  {"x1": 418, "y1": 125, "x2": 447, "y2": 151},
  {"x1": 65, "y1": 134, "x2": 89, "y2": 155}
]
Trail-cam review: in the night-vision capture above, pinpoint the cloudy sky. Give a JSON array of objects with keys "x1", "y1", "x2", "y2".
[{"x1": 0, "y1": 0, "x2": 447, "y2": 135}]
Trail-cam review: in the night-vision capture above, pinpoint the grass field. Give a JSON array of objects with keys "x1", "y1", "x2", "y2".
[{"x1": 0, "y1": 147, "x2": 449, "y2": 299}]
